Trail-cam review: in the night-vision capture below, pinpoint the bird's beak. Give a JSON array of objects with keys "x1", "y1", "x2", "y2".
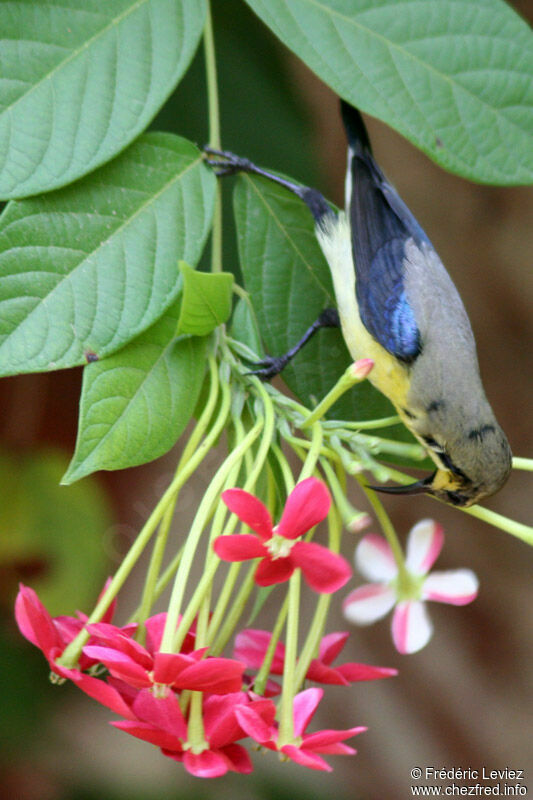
[{"x1": 367, "y1": 471, "x2": 437, "y2": 497}]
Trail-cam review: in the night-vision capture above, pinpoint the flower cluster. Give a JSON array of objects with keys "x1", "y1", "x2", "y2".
[
  {"x1": 15, "y1": 583, "x2": 385, "y2": 776},
  {"x1": 15, "y1": 478, "x2": 395, "y2": 777}
]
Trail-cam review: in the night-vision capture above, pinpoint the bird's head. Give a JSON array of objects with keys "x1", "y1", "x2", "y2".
[{"x1": 371, "y1": 422, "x2": 512, "y2": 508}]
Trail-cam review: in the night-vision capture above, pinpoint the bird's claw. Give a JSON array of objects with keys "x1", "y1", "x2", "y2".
[
  {"x1": 245, "y1": 355, "x2": 289, "y2": 381},
  {"x1": 203, "y1": 146, "x2": 255, "y2": 177}
]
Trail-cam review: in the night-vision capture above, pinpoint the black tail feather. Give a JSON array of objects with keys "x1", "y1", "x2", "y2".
[{"x1": 340, "y1": 100, "x2": 372, "y2": 154}]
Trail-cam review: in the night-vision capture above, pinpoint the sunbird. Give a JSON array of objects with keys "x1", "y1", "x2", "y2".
[{"x1": 206, "y1": 101, "x2": 512, "y2": 507}]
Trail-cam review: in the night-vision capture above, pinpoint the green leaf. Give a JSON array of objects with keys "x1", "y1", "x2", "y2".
[
  {"x1": 0, "y1": 134, "x2": 215, "y2": 377},
  {"x1": 233, "y1": 173, "x2": 393, "y2": 422},
  {"x1": 0, "y1": 0, "x2": 206, "y2": 199},
  {"x1": 62, "y1": 300, "x2": 208, "y2": 483},
  {"x1": 0, "y1": 448, "x2": 112, "y2": 615},
  {"x1": 230, "y1": 295, "x2": 264, "y2": 358},
  {"x1": 243, "y1": 0, "x2": 533, "y2": 185},
  {"x1": 177, "y1": 261, "x2": 234, "y2": 335}
]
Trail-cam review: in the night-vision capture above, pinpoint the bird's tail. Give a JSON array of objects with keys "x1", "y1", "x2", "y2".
[{"x1": 340, "y1": 100, "x2": 372, "y2": 155}]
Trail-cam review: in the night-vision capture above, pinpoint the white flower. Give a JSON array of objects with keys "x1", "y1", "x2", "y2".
[{"x1": 342, "y1": 520, "x2": 479, "y2": 654}]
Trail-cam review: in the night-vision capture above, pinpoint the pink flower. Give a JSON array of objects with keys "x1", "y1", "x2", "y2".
[
  {"x1": 113, "y1": 689, "x2": 276, "y2": 778},
  {"x1": 214, "y1": 478, "x2": 351, "y2": 593},
  {"x1": 343, "y1": 520, "x2": 479, "y2": 654},
  {"x1": 263, "y1": 688, "x2": 365, "y2": 771},
  {"x1": 84, "y1": 614, "x2": 245, "y2": 694},
  {"x1": 234, "y1": 629, "x2": 397, "y2": 686}
]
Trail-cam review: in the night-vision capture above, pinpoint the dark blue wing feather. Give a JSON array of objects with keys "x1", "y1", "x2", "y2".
[{"x1": 341, "y1": 102, "x2": 427, "y2": 363}]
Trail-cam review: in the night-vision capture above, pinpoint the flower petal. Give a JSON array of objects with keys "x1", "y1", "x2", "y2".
[
  {"x1": 219, "y1": 743, "x2": 254, "y2": 774},
  {"x1": 292, "y1": 688, "x2": 322, "y2": 737},
  {"x1": 112, "y1": 720, "x2": 183, "y2": 751},
  {"x1": 82, "y1": 646, "x2": 151, "y2": 688},
  {"x1": 318, "y1": 632, "x2": 349, "y2": 666},
  {"x1": 15, "y1": 584, "x2": 62, "y2": 657},
  {"x1": 132, "y1": 687, "x2": 187, "y2": 738},
  {"x1": 53, "y1": 615, "x2": 85, "y2": 646},
  {"x1": 422, "y1": 569, "x2": 479, "y2": 605},
  {"x1": 173, "y1": 658, "x2": 245, "y2": 694},
  {"x1": 405, "y1": 519, "x2": 444, "y2": 575},
  {"x1": 336, "y1": 662, "x2": 398, "y2": 682},
  {"x1": 276, "y1": 477, "x2": 331, "y2": 540},
  {"x1": 202, "y1": 692, "x2": 249, "y2": 745},
  {"x1": 184, "y1": 745, "x2": 253, "y2": 778},
  {"x1": 343, "y1": 584, "x2": 396, "y2": 624},
  {"x1": 221, "y1": 489, "x2": 273, "y2": 540},
  {"x1": 303, "y1": 725, "x2": 366, "y2": 751},
  {"x1": 213, "y1": 534, "x2": 266, "y2": 562},
  {"x1": 291, "y1": 541, "x2": 351, "y2": 593},
  {"x1": 391, "y1": 601, "x2": 433, "y2": 654},
  {"x1": 281, "y1": 744, "x2": 332, "y2": 771},
  {"x1": 254, "y1": 555, "x2": 294, "y2": 586},
  {"x1": 56, "y1": 667, "x2": 137, "y2": 719},
  {"x1": 144, "y1": 612, "x2": 167, "y2": 654},
  {"x1": 234, "y1": 629, "x2": 285, "y2": 674},
  {"x1": 234, "y1": 703, "x2": 274, "y2": 743},
  {"x1": 305, "y1": 661, "x2": 350, "y2": 685},
  {"x1": 355, "y1": 535, "x2": 398, "y2": 582},
  {"x1": 152, "y1": 652, "x2": 194, "y2": 685},
  {"x1": 85, "y1": 623, "x2": 153, "y2": 668},
  {"x1": 95, "y1": 577, "x2": 117, "y2": 624}
]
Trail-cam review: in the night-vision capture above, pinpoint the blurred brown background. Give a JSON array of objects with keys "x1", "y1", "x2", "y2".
[{"x1": 1, "y1": 2, "x2": 531, "y2": 799}]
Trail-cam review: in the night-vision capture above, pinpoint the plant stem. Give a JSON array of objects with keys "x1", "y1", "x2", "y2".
[
  {"x1": 59, "y1": 373, "x2": 229, "y2": 668},
  {"x1": 160, "y1": 414, "x2": 264, "y2": 653},
  {"x1": 209, "y1": 563, "x2": 257, "y2": 656},
  {"x1": 300, "y1": 362, "x2": 371, "y2": 429},
  {"x1": 134, "y1": 365, "x2": 220, "y2": 635},
  {"x1": 206, "y1": 388, "x2": 276, "y2": 646},
  {"x1": 356, "y1": 476, "x2": 409, "y2": 582},
  {"x1": 253, "y1": 596, "x2": 289, "y2": 695},
  {"x1": 293, "y1": 505, "x2": 341, "y2": 689},
  {"x1": 203, "y1": 0, "x2": 222, "y2": 273},
  {"x1": 278, "y1": 570, "x2": 300, "y2": 745},
  {"x1": 321, "y1": 415, "x2": 401, "y2": 430},
  {"x1": 298, "y1": 421, "x2": 323, "y2": 480},
  {"x1": 512, "y1": 457, "x2": 533, "y2": 471},
  {"x1": 462, "y1": 505, "x2": 533, "y2": 546},
  {"x1": 320, "y1": 457, "x2": 368, "y2": 531}
]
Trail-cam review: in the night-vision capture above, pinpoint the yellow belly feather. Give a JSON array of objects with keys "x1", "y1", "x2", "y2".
[{"x1": 315, "y1": 212, "x2": 411, "y2": 412}]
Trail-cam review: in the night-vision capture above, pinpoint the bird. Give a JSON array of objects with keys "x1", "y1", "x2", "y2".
[{"x1": 205, "y1": 100, "x2": 512, "y2": 507}]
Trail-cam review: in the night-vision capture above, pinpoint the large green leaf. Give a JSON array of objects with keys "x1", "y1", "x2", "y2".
[
  {"x1": 233, "y1": 173, "x2": 393, "y2": 421},
  {"x1": 0, "y1": 133, "x2": 215, "y2": 377},
  {"x1": 243, "y1": 0, "x2": 533, "y2": 185},
  {"x1": 0, "y1": 0, "x2": 206, "y2": 199},
  {"x1": 63, "y1": 299, "x2": 208, "y2": 484}
]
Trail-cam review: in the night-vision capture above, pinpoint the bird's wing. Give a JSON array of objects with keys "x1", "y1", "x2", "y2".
[{"x1": 342, "y1": 103, "x2": 428, "y2": 363}]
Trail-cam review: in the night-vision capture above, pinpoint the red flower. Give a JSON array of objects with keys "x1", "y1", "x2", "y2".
[
  {"x1": 14, "y1": 581, "x2": 132, "y2": 671},
  {"x1": 234, "y1": 629, "x2": 397, "y2": 686},
  {"x1": 214, "y1": 478, "x2": 351, "y2": 593},
  {"x1": 113, "y1": 689, "x2": 276, "y2": 778},
  {"x1": 263, "y1": 688, "x2": 365, "y2": 771},
  {"x1": 14, "y1": 583, "x2": 140, "y2": 719},
  {"x1": 84, "y1": 614, "x2": 245, "y2": 695}
]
